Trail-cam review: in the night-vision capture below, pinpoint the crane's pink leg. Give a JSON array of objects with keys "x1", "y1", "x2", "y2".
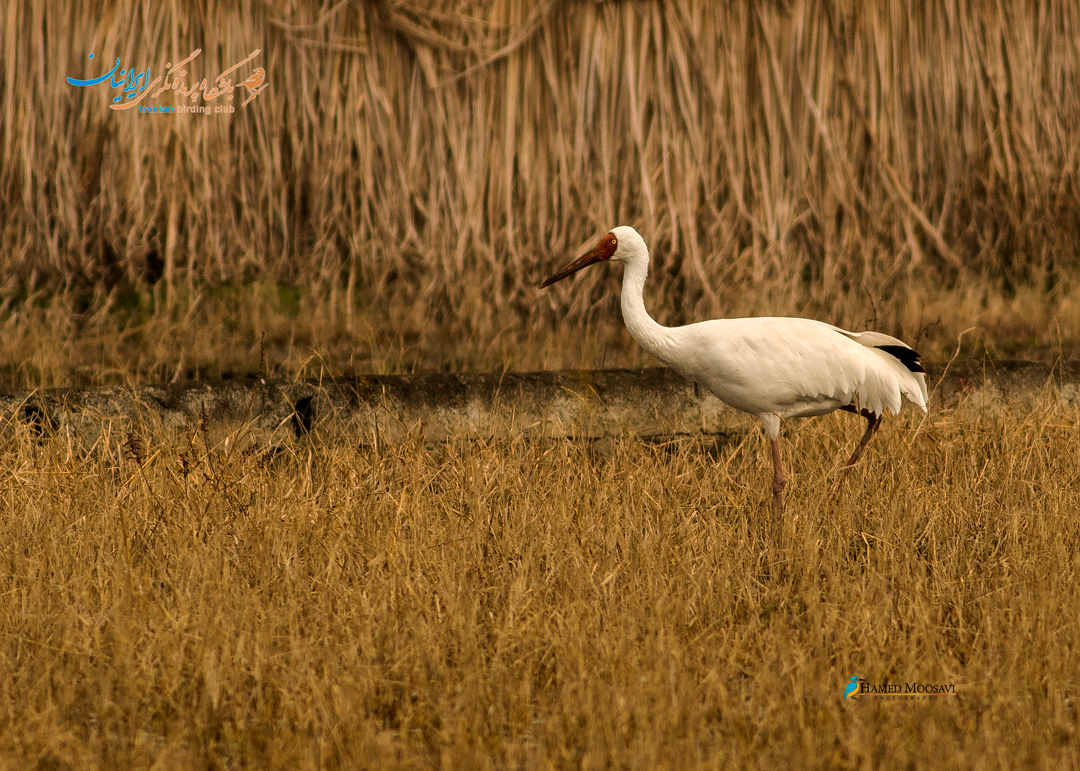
[
  {"x1": 771, "y1": 437, "x2": 786, "y2": 521},
  {"x1": 829, "y1": 409, "x2": 883, "y2": 505},
  {"x1": 844, "y1": 412, "x2": 883, "y2": 467}
]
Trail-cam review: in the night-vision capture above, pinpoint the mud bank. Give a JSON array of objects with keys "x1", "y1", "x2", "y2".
[{"x1": 2, "y1": 361, "x2": 1077, "y2": 446}]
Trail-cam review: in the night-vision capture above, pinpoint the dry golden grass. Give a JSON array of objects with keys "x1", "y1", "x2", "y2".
[
  {"x1": 2, "y1": 394, "x2": 1079, "y2": 769},
  {"x1": 3, "y1": 279, "x2": 1080, "y2": 389},
  {"x1": 3, "y1": 1, "x2": 1080, "y2": 380}
]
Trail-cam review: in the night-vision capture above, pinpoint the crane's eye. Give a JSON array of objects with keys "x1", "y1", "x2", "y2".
[{"x1": 610, "y1": 238, "x2": 616, "y2": 246}]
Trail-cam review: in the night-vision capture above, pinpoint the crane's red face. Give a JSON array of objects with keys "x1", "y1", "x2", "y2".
[{"x1": 541, "y1": 232, "x2": 618, "y2": 288}]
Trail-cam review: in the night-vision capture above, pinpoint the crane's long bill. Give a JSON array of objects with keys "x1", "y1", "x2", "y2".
[{"x1": 541, "y1": 234, "x2": 617, "y2": 288}]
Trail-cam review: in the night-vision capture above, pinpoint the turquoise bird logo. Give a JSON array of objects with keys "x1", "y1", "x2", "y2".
[{"x1": 843, "y1": 676, "x2": 862, "y2": 700}]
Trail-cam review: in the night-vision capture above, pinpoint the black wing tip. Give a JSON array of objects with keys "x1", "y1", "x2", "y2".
[{"x1": 875, "y1": 344, "x2": 926, "y2": 374}]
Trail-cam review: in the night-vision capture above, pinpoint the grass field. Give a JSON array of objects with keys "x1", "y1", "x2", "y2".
[{"x1": 2, "y1": 392, "x2": 1078, "y2": 769}]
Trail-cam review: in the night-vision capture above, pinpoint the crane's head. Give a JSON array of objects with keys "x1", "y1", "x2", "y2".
[{"x1": 541, "y1": 226, "x2": 646, "y2": 288}]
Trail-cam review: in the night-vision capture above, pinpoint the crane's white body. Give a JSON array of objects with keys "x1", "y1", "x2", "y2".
[
  {"x1": 610, "y1": 226, "x2": 928, "y2": 437},
  {"x1": 542, "y1": 225, "x2": 928, "y2": 516}
]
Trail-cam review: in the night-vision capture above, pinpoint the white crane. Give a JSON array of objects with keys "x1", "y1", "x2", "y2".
[{"x1": 541, "y1": 226, "x2": 928, "y2": 519}]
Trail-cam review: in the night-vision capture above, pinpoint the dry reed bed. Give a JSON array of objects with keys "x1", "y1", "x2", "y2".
[
  {"x1": 3, "y1": 0, "x2": 1080, "y2": 373},
  {"x1": 2, "y1": 396, "x2": 1078, "y2": 768}
]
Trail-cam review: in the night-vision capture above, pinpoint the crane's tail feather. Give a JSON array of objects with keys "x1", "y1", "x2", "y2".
[
  {"x1": 830, "y1": 326, "x2": 929, "y2": 411},
  {"x1": 874, "y1": 344, "x2": 925, "y2": 374}
]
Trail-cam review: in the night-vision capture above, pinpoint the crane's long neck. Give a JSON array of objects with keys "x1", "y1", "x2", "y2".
[{"x1": 619, "y1": 255, "x2": 673, "y2": 362}]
